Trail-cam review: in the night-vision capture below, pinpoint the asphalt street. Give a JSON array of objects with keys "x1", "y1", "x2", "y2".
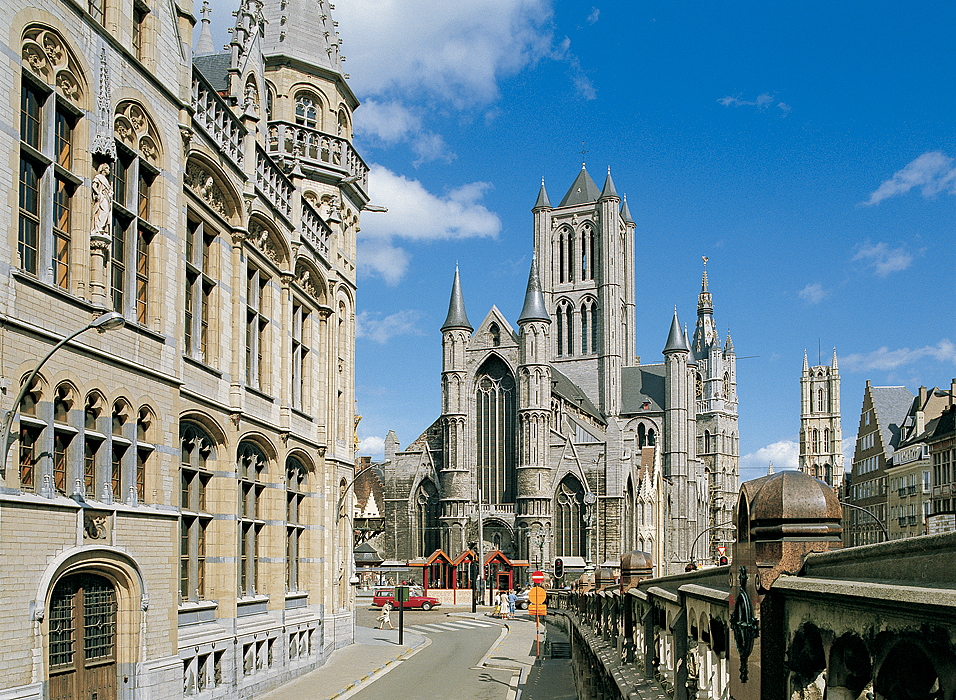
[{"x1": 352, "y1": 605, "x2": 515, "y2": 700}]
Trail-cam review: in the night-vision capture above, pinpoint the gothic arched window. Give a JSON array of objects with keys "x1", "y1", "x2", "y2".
[
  {"x1": 554, "y1": 476, "x2": 585, "y2": 557},
  {"x1": 565, "y1": 305, "x2": 574, "y2": 355},
  {"x1": 294, "y1": 92, "x2": 319, "y2": 129},
  {"x1": 811, "y1": 429, "x2": 819, "y2": 454},
  {"x1": 723, "y1": 372, "x2": 731, "y2": 398},
  {"x1": 581, "y1": 304, "x2": 588, "y2": 355},
  {"x1": 489, "y1": 322, "x2": 500, "y2": 347},
  {"x1": 476, "y1": 357, "x2": 516, "y2": 505},
  {"x1": 416, "y1": 480, "x2": 440, "y2": 557}
]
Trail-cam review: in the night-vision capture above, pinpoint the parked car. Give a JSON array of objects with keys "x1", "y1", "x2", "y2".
[
  {"x1": 372, "y1": 587, "x2": 441, "y2": 611},
  {"x1": 515, "y1": 589, "x2": 530, "y2": 610}
]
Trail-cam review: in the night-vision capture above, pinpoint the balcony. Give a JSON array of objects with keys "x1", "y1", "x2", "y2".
[
  {"x1": 898, "y1": 516, "x2": 907, "y2": 527},
  {"x1": 908, "y1": 515, "x2": 918, "y2": 526},
  {"x1": 191, "y1": 68, "x2": 245, "y2": 170},
  {"x1": 899, "y1": 488, "x2": 907, "y2": 497},
  {"x1": 266, "y1": 120, "x2": 369, "y2": 196},
  {"x1": 908, "y1": 485, "x2": 918, "y2": 495}
]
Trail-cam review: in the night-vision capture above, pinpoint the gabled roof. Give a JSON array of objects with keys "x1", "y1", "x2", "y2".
[
  {"x1": 621, "y1": 364, "x2": 666, "y2": 414},
  {"x1": 550, "y1": 366, "x2": 604, "y2": 423},
  {"x1": 559, "y1": 167, "x2": 602, "y2": 207},
  {"x1": 870, "y1": 385, "x2": 915, "y2": 458},
  {"x1": 193, "y1": 53, "x2": 232, "y2": 93}
]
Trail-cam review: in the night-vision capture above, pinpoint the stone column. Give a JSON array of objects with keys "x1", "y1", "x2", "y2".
[
  {"x1": 229, "y1": 230, "x2": 247, "y2": 412},
  {"x1": 90, "y1": 235, "x2": 111, "y2": 307}
]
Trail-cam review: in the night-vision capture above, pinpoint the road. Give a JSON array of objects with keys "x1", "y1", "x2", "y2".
[{"x1": 352, "y1": 604, "x2": 516, "y2": 700}]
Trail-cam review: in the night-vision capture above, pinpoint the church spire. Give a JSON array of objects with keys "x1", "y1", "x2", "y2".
[
  {"x1": 832, "y1": 348, "x2": 839, "y2": 371},
  {"x1": 663, "y1": 309, "x2": 689, "y2": 353},
  {"x1": 194, "y1": 0, "x2": 215, "y2": 55},
  {"x1": 698, "y1": 256, "x2": 713, "y2": 315},
  {"x1": 533, "y1": 178, "x2": 552, "y2": 210},
  {"x1": 441, "y1": 266, "x2": 472, "y2": 332},
  {"x1": 600, "y1": 167, "x2": 619, "y2": 200},
  {"x1": 803, "y1": 349, "x2": 809, "y2": 373},
  {"x1": 518, "y1": 256, "x2": 551, "y2": 324},
  {"x1": 620, "y1": 195, "x2": 634, "y2": 224}
]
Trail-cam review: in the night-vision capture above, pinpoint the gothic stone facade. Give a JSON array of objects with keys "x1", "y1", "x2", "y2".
[
  {"x1": 380, "y1": 169, "x2": 739, "y2": 577},
  {"x1": 0, "y1": 0, "x2": 368, "y2": 698}
]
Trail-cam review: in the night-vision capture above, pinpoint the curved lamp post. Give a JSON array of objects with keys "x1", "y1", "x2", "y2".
[{"x1": 0, "y1": 311, "x2": 125, "y2": 477}]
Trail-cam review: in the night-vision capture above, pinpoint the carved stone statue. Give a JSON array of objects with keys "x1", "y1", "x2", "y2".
[{"x1": 91, "y1": 162, "x2": 113, "y2": 237}]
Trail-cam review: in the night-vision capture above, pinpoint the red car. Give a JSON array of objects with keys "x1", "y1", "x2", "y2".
[{"x1": 372, "y1": 587, "x2": 441, "y2": 611}]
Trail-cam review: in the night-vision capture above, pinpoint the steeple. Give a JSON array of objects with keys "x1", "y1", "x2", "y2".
[
  {"x1": 620, "y1": 195, "x2": 634, "y2": 224},
  {"x1": 724, "y1": 333, "x2": 735, "y2": 356},
  {"x1": 664, "y1": 309, "x2": 689, "y2": 353},
  {"x1": 698, "y1": 256, "x2": 713, "y2": 315},
  {"x1": 600, "y1": 167, "x2": 619, "y2": 200},
  {"x1": 692, "y1": 256, "x2": 717, "y2": 356},
  {"x1": 441, "y1": 267, "x2": 472, "y2": 332},
  {"x1": 517, "y1": 257, "x2": 551, "y2": 325},
  {"x1": 803, "y1": 350, "x2": 809, "y2": 373},
  {"x1": 533, "y1": 178, "x2": 552, "y2": 210},
  {"x1": 194, "y1": 0, "x2": 215, "y2": 55},
  {"x1": 832, "y1": 348, "x2": 838, "y2": 371},
  {"x1": 261, "y1": 0, "x2": 346, "y2": 75},
  {"x1": 559, "y1": 167, "x2": 602, "y2": 207}
]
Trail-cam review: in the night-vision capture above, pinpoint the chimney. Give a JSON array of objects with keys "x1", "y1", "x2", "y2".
[{"x1": 916, "y1": 410, "x2": 925, "y2": 436}]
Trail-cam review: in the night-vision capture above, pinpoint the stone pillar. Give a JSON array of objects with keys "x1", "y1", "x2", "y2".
[{"x1": 90, "y1": 235, "x2": 111, "y2": 307}]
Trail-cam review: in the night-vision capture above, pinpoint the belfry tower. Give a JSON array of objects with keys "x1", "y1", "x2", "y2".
[{"x1": 799, "y1": 349, "x2": 843, "y2": 489}]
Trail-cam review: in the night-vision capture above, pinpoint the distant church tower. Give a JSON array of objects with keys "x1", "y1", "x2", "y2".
[{"x1": 799, "y1": 349, "x2": 844, "y2": 489}]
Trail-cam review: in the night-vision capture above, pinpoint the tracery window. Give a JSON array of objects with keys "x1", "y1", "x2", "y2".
[
  {"x1": 238, "y1": 442, "x2": 267, "y2": 596},
  {"x1": 476, "y1": 357, "x2": 516, "y2": 505},
  {"x1": 581, "y1": 226, "x2": 595, "y2": 281},
  {"x1": 180, "y1": 424, "x2": 213, "y2": 602},
  {"x1": 554, "y1": 476, "x2": 585, "y2": 557},
  {"x1": 723, "y1": 371, "x2": 731, "y2": 398},
  {"x1": 294, "y1": 92, "x2": 319, "y2": 129}
]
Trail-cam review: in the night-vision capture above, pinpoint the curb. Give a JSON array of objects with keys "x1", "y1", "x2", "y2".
[{"x1": 325, "y1": 636, "x2": 431, "y2": 700}]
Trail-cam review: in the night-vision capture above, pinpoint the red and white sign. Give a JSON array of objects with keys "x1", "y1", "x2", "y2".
[
  {"x1": 717, "y1": 546, "x2": 727, "y2": 557},
  {"x1": 531, "y1": 570, "x2": 546, "y2": 584}
]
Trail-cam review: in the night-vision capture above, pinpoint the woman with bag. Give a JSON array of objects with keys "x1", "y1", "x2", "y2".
[
  {"x1": 377, "y1": 605, "x2": 393, "y2": 630},
  {"x1": 493, "y1": 591, "x2": 501, "y2": 618}
]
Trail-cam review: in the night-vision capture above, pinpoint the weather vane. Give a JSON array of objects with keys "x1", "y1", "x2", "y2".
[{"x1": 579, "y1": 141, "x2": 588, "y2": 167}]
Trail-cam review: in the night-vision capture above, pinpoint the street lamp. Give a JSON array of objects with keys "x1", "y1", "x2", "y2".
[{"x1": 0, "y1": 311, "x2": 125, "y2": 477}]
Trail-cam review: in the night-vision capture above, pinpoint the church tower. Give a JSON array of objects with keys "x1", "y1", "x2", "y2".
[
  {"x1": 439, "y1": 269, "x2": 473, "y2": 549},
  {"x1": 516, "y1": 258, "x2": 553, "y2": 563},
  {"x1": 800, "y1": 349, "x2": 844, "y2": 489},
  {"x1": 664, "y1": 310, "x2": 692, "y2": 570},
  {"x1": 690, "y1": 260, "x2": 739, "y2": 558},
  {"x1": 532, "y1": 167, "x2": 636, "y2": 415}
]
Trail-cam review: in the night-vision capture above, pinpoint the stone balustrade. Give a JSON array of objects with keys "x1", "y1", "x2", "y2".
[
  {"x1": 300, "y1": 199, "x2": 331, "y2": 262},
  {"x1": 191, "y1": 68, "x2": 245, "y2": 168},
  {"x1": 255, "y1": 144, "x2": 294, "y2": 221},
  {"x1": 266, "y1": 121, "x2": 369, "y2": 195}
]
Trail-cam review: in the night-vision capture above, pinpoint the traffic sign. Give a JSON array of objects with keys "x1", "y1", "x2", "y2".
[
  {"x1": 529, "y1": 603, "x2": 547, "y2": 616},
  {"x1": 531, "y1": 570, "x2": 545, "y2": 584},
  {"x1": 528, "y1": 586, "x2": 547, "y2": 605},
  {"x1": 717, "y1": 546, "x2": 727, "y2": 557}
]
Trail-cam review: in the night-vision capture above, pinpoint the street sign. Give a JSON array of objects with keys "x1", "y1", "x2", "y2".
[
  {"x1": 717, "y1": 546, "x2": 727, "y2": 557},
  {"x1": 529, "y1": 603, "x2": 547, "y2": 616},
  {"x1": 531, "y1": 570, "x2": 545, "y2": 584},
  {"x1": 528, "y1": 586, "x2": 547, "y2": 605},
  {"x1": 396, "y1": 586, "x2": 410, "y2": 602}
]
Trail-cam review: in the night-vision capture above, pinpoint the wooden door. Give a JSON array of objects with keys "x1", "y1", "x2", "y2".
[{"x1": 49, "y1": 574, "x2": 117, "y2": 700}]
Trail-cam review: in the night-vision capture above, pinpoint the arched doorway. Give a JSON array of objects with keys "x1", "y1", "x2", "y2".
[{"x1": 49, "y1": 573, "x2": 118, "y2": 700}]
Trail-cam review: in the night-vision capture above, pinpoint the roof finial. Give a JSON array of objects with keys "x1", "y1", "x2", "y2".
[{"x1": 768, "y1": 461, "x2": 774, "y2": 475}]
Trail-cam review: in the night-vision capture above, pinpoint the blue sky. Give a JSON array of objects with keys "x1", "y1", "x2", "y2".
[{"x1": 206, "y1": 0, "x2": 956, "y2": 482}]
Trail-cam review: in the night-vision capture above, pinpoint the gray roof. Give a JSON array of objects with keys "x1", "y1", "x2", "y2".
[
  {"x1": 620, "y1": 196, "x2": 634, "y2": 224},
  {"x1": 261, "y1": 0, "x2": 345, "y2": 76},
  {"x1": 551, "y1": 367, "x2": 604, "y2": 423},
  {"x1": 663, "y1": 310, "x2": 689, "y2": 353},
  {"x1": 621, "y1": 364, "x2": 666, "y2": 414},
  {"x1": 441, "y1": 268, "x2": 472, "y2": 331},
  {"x1": 517, "y1": 257, "x2": 550, "y2": 324},
  {"x1": 533, "y1": 180, "x2": 552, "y2": 209},
  {"x1": 600, "y1": 170, "x2": 619, "y2": 200},
  {"x1": 870, "y1": 386, "x2": 915, "y2": 458},
  {"x1": 193, "y1": 53, "x2": 231, "y2": 93},
  {"x1": 559, "y1": 168, "x2": 602, "y2": 207}
]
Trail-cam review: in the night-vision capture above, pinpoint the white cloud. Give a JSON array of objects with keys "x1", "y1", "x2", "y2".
[
  {"x1": 354, "y1": 100, "x2": 456, "y2": 164},
  {"x1": 587, "y1": 7, "x2": 600, "y2": 24},
  {"x1": 337, "y1": 0, "x2": 557, "y2": 107},
  {"x1": 798, "y1": 282, "x2": 827, "y2": 304},
  {"x1": 356, "y1": 309, "x2": 424, "y2": 344},
  {"x1": 863, "y1": 151, "x2": 956, "y2": 206},
  {"x1": 412, "y1": 132, "x2": 456, "y2": 166},
  {"x1": 359, "y1": 436, "x2": 386, "y2": 457},
  {"x1": 569, "y1": 57, "x2": 597, "y2": 100},
  {"x1": 841, "y1": 340, "x2": 956, "y2": 372},
  {"x1": 852, "y1": 241, "x2": 913, "y2": 277},
  {"x1": 357, "y1": 165, "x2": 501, "y2": 284},
  {"x1": 717, "y1": 92, "x2": 790, "y2": 116},
  {"x1": 740, "y1": 440, "x2": 799, "y2": 471}
]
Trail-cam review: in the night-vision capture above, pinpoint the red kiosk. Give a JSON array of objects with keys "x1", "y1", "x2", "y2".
[{"x1": 484, "y1": 550, "x2": 527, "y2": 604}]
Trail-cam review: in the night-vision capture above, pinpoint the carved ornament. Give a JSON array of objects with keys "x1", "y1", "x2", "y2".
[
  {"x1": 248, "y1": 221, "x2": 281, "y2": 264},
  {"x1": 22, "y1": 27, "x2": 85, "y2": 106},
  {"x1": 185, "y1": 163, "x2": 227, "y2": 216}
]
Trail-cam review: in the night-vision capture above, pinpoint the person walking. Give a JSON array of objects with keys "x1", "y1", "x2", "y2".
[
  {"x1": 493, "y1": 591, "x2": 502, "y2": 618},
  {"x1": 377, "y1": 606, "x2": 393, "y2": 630},
  {"x1": 507, "y1": 589, "x2": 517, "y2": 619}
]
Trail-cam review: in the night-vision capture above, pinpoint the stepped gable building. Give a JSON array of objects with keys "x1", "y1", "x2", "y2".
[
  {"x1": 798, "y1": 348, "x2": 844, "y2": 489},
  {"x1": 380, "y1": 168, "x2": 739, "y2": 578},
  {"x1": 1, "y1": 0, "x2": 368, "y2": 698}
]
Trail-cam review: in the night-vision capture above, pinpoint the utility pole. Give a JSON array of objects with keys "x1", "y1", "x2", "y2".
[{"x1": 477, "y1": 481, "x2": 485, "y2": 604}]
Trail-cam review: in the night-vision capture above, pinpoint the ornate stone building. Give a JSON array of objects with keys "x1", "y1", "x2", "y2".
[
  {"x1": 379, "y1": 168, "x2": 739, "y2": 578},
  {"x1": 798, "y1": 349, "x2": 844, "y2": 489},
  {"x1": 0, "y1": 0, "x2": 366, "y2": 698}
]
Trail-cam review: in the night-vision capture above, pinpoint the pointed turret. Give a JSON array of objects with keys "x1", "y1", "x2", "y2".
[
  {"x1": 559, "y1": 167, "x2": 602, "y2": 207},
  {"x1": 517, "y1": 257, "x2": 551, "y2": 325},
  {"x1": 194, "y1": 0, "x2": 215, "y2": 55},
  {"x1": 698, "y1": 258, "x2": 714, "y2": 315},
  {"x1": 692, "y1": 257, "x2": 716, "y2": 356},
  {"x1": 600, "y1": 167, "x2": 620, "y2": 200},
  {"x1": 620, "y1": 195, "x2": 634, "y2": 224},
  {"x1": 262, "y1": 0, "x2": 346, "y2": 75},
  {"x1": 803, "y1": 350, "x2": 809, "y2": 373},
  {"x1": 533, "y1": 178, "x2": 552, "y2": 210},
  {"x1": 832, "y1": 348, "x2": 838, "y2": 371},
  {"x1": 686, "y1": 324, "x2": 698, "y2": 365},
  {"x1": 724, "y1": 333, "x2": 735, "y2": 356},
  {"x1": 441, "y1": 267, "x2": 472, "y2": 332},
  {"x1": 664, "y1": 309, "x2": 689, "y2": 353}
]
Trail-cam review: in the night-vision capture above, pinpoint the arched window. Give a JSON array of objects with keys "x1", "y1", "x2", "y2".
[
  {"x1": 638, "y1": 423, "x2": 647, "y2": 448},
  {"x1": 554, "y1": 476, "x2": 585, "y2": 557},
  {"x1": 565, "y1": 305, "x2": 574, "y2": 355},
  {"x1": 294, "y1": 92, "x2": 319, "y2": 128},
  {"x1": 416, "y1": 480, "x2": 440, "y2": 557},
  {"x1": 558, "y1": 230, "x2": 566, "y2": 284},
  {"x1": 723, "y1": 372, "x2": 731, "y2": 398},
  {"x1": 238, "y1": 442, "x2": 267, "y2": 596},
  {"x1": 811, "y1": 429, "x2": 819, "y2": 454},
  {"x1": 286, "y1": 458, "x2": 307, "y2": 591},
  {"x1": 824, "y1": 428, "x2": 830, "y2": 454},
  {"x1": 556, "y1": 306, "x2": 564, "y2": 357},
  {"x1": 648, "y1": 428, "x2": 656, "y2": 446},
  {"x1": 696, "y1": 372, "x2": 704, "y2": 400},
  {"x1": 581, "y1": 304, "x2": 588, "y2": 355},
  {"x1": 476, "y1": 357, "x2": 516, "y2": 505},
  {"x1": 704, "y1": 430, "x2": 711, "y2": 454},
  {"x1": 489, "y1": 322, "x2": 501, "y2": 347},
  {"x1": 181, "y1": 424, "x2": 214, "y2": 602}
]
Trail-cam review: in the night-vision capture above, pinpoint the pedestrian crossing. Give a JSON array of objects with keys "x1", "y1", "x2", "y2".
[{"x1": 406, "y1": 618, "x2": 501, "y2": 635}]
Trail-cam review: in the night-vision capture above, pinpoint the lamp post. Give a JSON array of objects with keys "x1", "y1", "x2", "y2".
[{"x1": 1, "y1": 311, "x2": 125, "y2": 478}]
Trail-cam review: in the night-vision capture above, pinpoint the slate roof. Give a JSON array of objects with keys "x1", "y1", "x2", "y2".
[
  {"x1": 559, "y1": 168, "x2": 602, "y2": 207},
  {"x1": 620, "y1": 196, "x2": 634, "y2": 224},
  {"x1": 550, "y1": 366, "x2": 604, "y2": 423},
  {"x1": 441, "y1": 267, "x2": 472, "y2": 331},
  {"x1": 533, "y1": 180, "x2": 552, "y2": 209},
  {"x1": 600, "y1": 170, "x2": 619, "y2": 199},
  {"x1": 517, "y1": 257, "x2": 550, "y2": 324},
  {"x1": 620, "y1": 364, "x2": 666, "y2": 414},
  {"x1": 663, "y1": 310, "x2": 689, "y2": 353},
  {"x1": 870, "y1": 386, "x2": 915, "y2": 459},
  {"x1": 193, "y1": 53, "x2": 231, "y2": 93}
]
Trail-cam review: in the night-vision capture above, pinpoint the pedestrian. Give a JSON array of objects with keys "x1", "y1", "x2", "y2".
[
  {"x1": 507, "y1": 589, "x2": 517, "y2": 619},
  {"x1": 493, "y1": 591, "x2": 501, "y2": 618},
  {"x1": 377, "y1": 606, "x2": 393, "y2": 630}
]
